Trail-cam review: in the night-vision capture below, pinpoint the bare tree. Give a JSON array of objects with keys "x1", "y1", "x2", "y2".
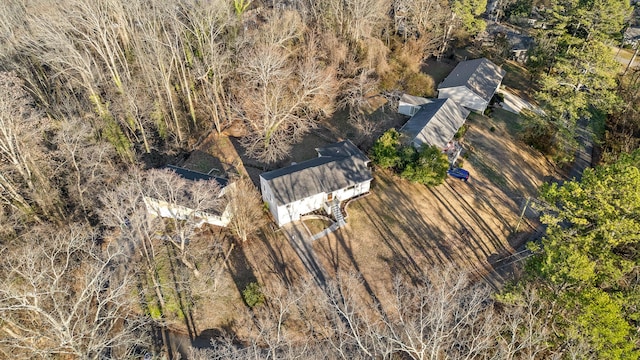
[
  {"x1": 392, "y1": 0, "x2": 455, "y2": 58},
  {"x1": 101, "y1": 167, "x2": 223, "y2": 279},
  {"x1": 127, "y1": 0, "x2": 186, "y2": 145},
  {"x1": 226, "y1": 177, "x2": 267, "y2": 243},
  {"x1": 179, "y1": 0, "x2": 235, "y2": 134},
  {"x1": 143, "y1": 168, "x2": 224, "y2": 276},
  {"x1": 323, "y1": 272, "x2": 391, "y2": 359},
  {"x1": 236, "y1": 24, "x2": 337, "y2": 162},
  {"x1": 302, "y1": 0, "x2": 387, "y2": 41},
  {"x1": 0, "y1": 71, "x2": 60, "y2": 224},
  {"x1": 0, "y1": 224, "x2": 150, "y2": 359},
  {"x1": 54, "y1": 117, "x2": 120, "y2": 219},
  {"x1": 381, "y1": 268, "x2": 498, "y2": 360},
  {"x1": 496, "y1": 284, "x2": 553, "y2": 359}
]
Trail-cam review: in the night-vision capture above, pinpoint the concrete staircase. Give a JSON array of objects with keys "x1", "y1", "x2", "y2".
[
  {"x1": 331, "y1": 202, "x2": 346, "y2": 226},
  {"x1": 310, "y1": 202, "x2": 346, "y2": 241}
]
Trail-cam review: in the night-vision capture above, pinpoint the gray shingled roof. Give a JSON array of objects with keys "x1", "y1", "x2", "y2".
[
  {"x1": 165, "y1": 165, "x2": 229, "y2": 188},
  {"x1": 437, "y1": 58, "x2": 506, "y2": 102},
  {"x1": 400, "y1": 98, "x2": 470, "y2": 149},
  {"x1": 625, "y1": 27, "x2": 640, "y2": 43},
  {"x1": 400, "y1": 94, "x2": 432, "y2": 106},
  {"x1": 260, "y1": 140, "x2": 372, "y2": 205}
]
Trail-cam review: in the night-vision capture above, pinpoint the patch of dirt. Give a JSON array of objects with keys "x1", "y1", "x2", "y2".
[
  {"x1": 188, "y1": 132, "x2": 248, "y2": 178},
  {"x1": 464, "y1": 111, "x2": 554, "y2": 197},
  {"x1": 191, "y1": 226, "x2": 314, "y2": 339},
  {"x1": 421, "y1": 59, "x2": 456, "y2": 84}
]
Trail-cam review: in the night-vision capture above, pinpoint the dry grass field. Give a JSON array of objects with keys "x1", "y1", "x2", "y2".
[
  {"x1": 182, "y1": 57, "x2": 557, "y2": 341},
  {"x1": 185, "y1": 102, "x2": 555, "y2": 339}
]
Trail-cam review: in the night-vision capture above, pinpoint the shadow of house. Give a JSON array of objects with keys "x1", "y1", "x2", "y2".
[
  {"x1": 144, "y1": 165, "x2": 234, "y2": 228},
  {"x1": 437, "y1": 58, "x2": 506, "y2": 113},
  {"x1": 260, "y1": 140, "x2": 373, "y2": 227}
]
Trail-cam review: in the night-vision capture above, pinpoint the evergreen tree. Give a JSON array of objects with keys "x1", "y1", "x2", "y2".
[
  {"x1": 523, "y1": 0, "x2": 631, "y2": 162},
  {"x1": 508, "y1": 150, "x2": 640, "y2": 359}
]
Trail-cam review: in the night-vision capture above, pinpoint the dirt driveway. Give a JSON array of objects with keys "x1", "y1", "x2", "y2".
[{"x1": 498, "y1": 87, "x2": 541, "y2": 115}]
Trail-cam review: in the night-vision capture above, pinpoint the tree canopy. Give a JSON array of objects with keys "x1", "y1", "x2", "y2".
[
  {"x1": 522, "y1": 0, "x2": 631, "y2": 162},
  {"x1": 371, "y1": 129, "x2": 450, "y2": 186},
  {"x1": 510, "y1": 150, "x2": 640, "y2": 359}
]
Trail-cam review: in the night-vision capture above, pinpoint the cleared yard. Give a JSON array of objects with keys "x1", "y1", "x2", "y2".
[
  {"x1": 309, "y1": 108, "x2": 554, "y2": 308},
  {"x1": 187, "y1": 56, "x2": 556, "y2": 338}
]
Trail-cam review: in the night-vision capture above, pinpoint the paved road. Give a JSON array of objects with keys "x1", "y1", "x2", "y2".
[{"x1": 612, "y1": 46, "x2": 639, "y2": 69}]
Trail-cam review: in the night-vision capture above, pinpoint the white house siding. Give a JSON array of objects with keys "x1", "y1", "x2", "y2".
[
  {"x1": 331, "y1": 180, "x2": 371, "y2": 202},
  {"x1": 274, "y1": 192, "x2": 326, "y2": 226},
  {"x1": 144, "y1": 196, "x2": 231, "y2": 227},
  {"x1": 269, "y1": 181, "x2": 372, "y2": 226},
  {"x1": 398, "y1": 102, "x2": 421, "y2": 116},
  {"x1": 260, "y1": 178, "x2": 281, "y2": 224},
  {"x1": 438, "y1": 86, "x2": 488, "y2": 112},
  {"x1": 398, "y1": 95, "x2": 431, "y2": 116}
]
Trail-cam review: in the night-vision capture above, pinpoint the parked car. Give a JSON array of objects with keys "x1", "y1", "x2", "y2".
[{"x1": 447, "y1": 167, "x2": 470, "y2": 181}]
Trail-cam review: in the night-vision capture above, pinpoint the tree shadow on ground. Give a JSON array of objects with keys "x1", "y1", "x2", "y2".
[
  {"x1": 254, "y1": 227, "x2": 303, "y2": 288},
  {"x1": 226, "y1": 238, "x2": 259, "y2": 307}
]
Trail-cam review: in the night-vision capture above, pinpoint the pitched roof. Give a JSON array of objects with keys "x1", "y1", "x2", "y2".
[
  {"x1": 437, "y1": 58, "x2": 506, "y2": 102},
  {"x1": 260, "y1": 140, "x2": 372, "y2": 205},
  {"x1": 399, "y1": 94, "x2": 432, "y2": 106},
  {"x1": 165, "y1": 165, "x2": 229, "y2": 188},
  {"x1": 400, "y1": 98, "x2": 470, "y2": 149},
  {"x1": 624, "y1": 27, "x2": 640, "y2": 43}
]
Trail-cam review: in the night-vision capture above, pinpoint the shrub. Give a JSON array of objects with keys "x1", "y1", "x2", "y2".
[
  {"x1": 242, "y1": 282, "x2": 265, "y2": 308},
  {"x1": 454, "y1": 124, "x2": 469, "y2": 139},
  {"x1": 371, "y1": 129, "x2": 402, "y2": 169},
  {"x1": 404, "y1": 72, "x2": 436, "y2": 98},
  {"x1": 378, "y1": 47, "x2": 436, "y2": 97},
  {"x1": 400, "y1": 145, "x2": 449, "y2": 186},
  {"x1": 398, "y1": 145, "x2": 418, "y2": 168},
  {"x1": 372, "y1": 131, "x2": 449, "y2": 187}
]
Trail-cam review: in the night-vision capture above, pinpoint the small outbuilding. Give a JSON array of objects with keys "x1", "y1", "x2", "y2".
[
  {"x1": 437, "y1": 58, "x2": 506, "y2": 113},
  {"x1": 260, "y1": 140, "x2": 372, "y2": 227},
  {"x1": 398, "y1": 94, "x2": 432, "y2": 116},
  {"x1": 399, "y1": 98, "x2": 470, "y2": 150}
]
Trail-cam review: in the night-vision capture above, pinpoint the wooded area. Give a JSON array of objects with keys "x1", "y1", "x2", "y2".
[{"x1": 0, "y1": 0, "x2": 638, "y2": 358}]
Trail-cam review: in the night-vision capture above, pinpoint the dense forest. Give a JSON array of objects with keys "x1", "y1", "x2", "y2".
[{"x1": 0, "y1": 0, "x2": 639, "y2": 358}]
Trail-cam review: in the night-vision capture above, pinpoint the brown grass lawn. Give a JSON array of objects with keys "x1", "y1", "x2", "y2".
[
  {"x1": 310, "y1": 108, "x2": 555, "y2": 310},
  {"x1": 189, "y1": 79, "x2": 556, "y2": 337}
]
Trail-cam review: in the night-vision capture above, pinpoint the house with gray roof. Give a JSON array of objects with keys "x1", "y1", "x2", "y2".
[
  {"x1": 144, "y1": 165, "x2": 234, "y2": 228},
  {"x1": 260, "y1": 140, "x2": 372, "y2": 227},
  {"x1": 400, "y1": 98, "x2": 470, "y2": 150},
  {"x1": 437, "y1": 58, "x2": 506, "y2": 112}
]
